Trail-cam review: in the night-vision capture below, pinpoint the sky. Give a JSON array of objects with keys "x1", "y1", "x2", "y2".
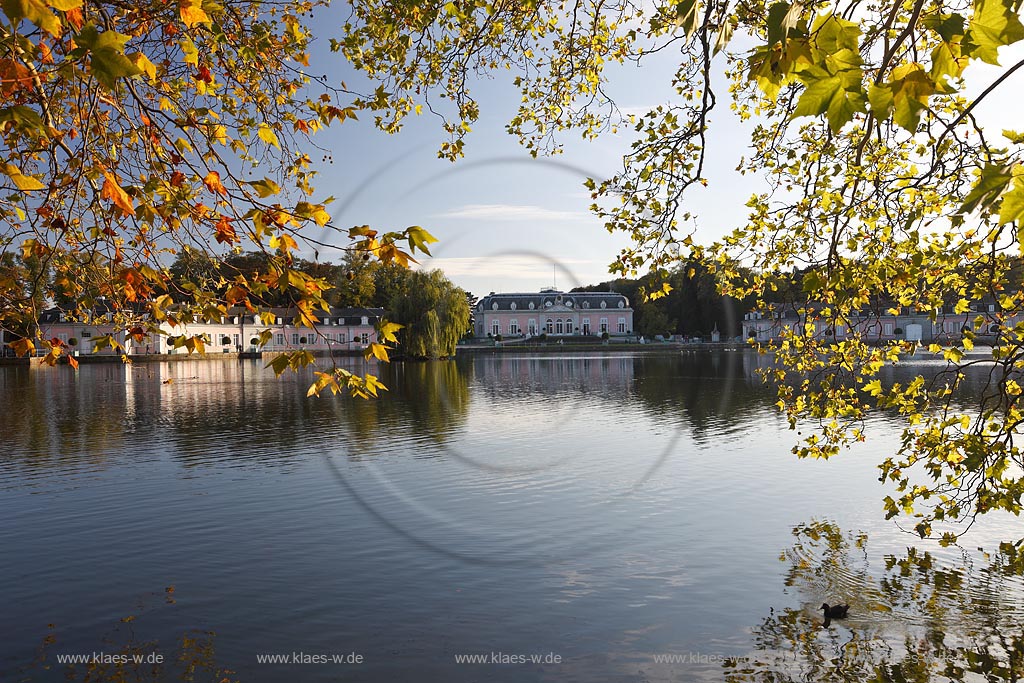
[{"x1": 293, "y1": 17, "x2": 1024, "y2": 299}]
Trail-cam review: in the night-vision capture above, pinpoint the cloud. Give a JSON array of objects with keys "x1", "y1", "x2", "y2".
[
  {"x1": 437, "y1": 203, "x2": 589, "y2": 222},
  {"x1": 419, "y1": 255, "x2": 596, "y2": 281}
]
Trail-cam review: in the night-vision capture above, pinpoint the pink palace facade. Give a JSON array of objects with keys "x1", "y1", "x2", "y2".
[{"x1": 475, "y1": 288, "x2": 634, "y2": 338}]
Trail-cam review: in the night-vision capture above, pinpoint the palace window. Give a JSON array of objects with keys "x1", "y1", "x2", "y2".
[
  {"x1": 492, "y1": 321, "x2": 500, "y2": 336},
  {"x1": 618, "y1": 318, "x2": 626, "y2": 333},
  {"x1": 528, "y1": 319, "x2": 537, "y2": 335},
  {"x1": 600, "y1": 317, "x2": 608, "y2": 333},
  {"x1": 546, "y1": 319, "x2": 553, "y2": 333},
  {"x1": 556, "y1": 319, "x2": 564, "y2": 334},
  {"x1": 582, "y1": 319, "x2": 591, "y2": 335}
]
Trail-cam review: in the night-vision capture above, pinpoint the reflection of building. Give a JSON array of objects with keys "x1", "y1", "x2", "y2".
[
  {"x1": 474, "y1": 288, "x2": 634, "y2": 338},
  {"x1": 36, "y1": 306, "x2": 384, "y2": 356},
  {"x1": 743, "y1": 302, "x2": 1013, "y2": 343}
]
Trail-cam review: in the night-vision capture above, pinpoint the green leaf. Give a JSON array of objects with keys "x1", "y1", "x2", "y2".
[
  {"x1": 672, "y1": 0, "x2": 700, "y2": 37},
  {"x1": 811, "y1": 13, "x2": 860, "y2": 54},
  {"x1": 266, "y1": 354, "x2": 290, "y2": 376},
  {"x1": 714, "y1": 20, "x2": 733, "y2": 55},
  {"x1": 966, "y1": 0, "x2": 1024, "y2": 64},
  {"x1": 998, "y1": 176, "x2": 1024, "y2": 225},
  {"x1": 887, "y1": 63, "x2": 936, "y2": 132},
  {"x1": 1, "y1": 0, "x2": 60, "y2": 36},
  {"x1": 0, "y1": 105, "x2": 46, "y2": 136},
  {"x1": 958, "y1": 163, "x2": 1012, "y2": 214},
  {"x1": 766, "y1": 1, "x2": 792, "y2": 46},
  {"x1": 867, "y1": 83, "x2": 894, "y2": 118},
  {"x1": 247, "y1": 178, "x2": 281, "y2": 197},
  {"x1": 75, "y1": 24, "x2": 142, "y2": 90},
  {"x1": 792, "y1": 65, "x2": 866, "y2": 132},
  {"x1": 923, "y1": 13, "x2": 966, "y2": 42}
]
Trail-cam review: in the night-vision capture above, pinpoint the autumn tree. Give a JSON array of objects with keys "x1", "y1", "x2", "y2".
[
  {"x1": 0, "y1": 0, "x2": 439, "y2": 388},
  {"x1": 335, "y1": 0, "x2": 1024, "y2": 542}
]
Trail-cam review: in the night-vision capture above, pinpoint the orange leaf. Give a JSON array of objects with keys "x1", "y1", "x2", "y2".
[
  {"x1": 179, "y1": 1, "x2": 210, "y2": 27},
  {"x1": 67, "y1": 354, "x2": 79, "y2": 370},
  {"x1": 101, "y1": 172, "x2": 135, "y2": 217},
  {"x1": 65, "y1": 6, "x2": 83, "y2": 30},
  {"x1": 225, "y1": 284, "x2": 247, "y2": 305},
  {"x1": 214, "y1": 215, "x2": 237, "y2": 244},
  {"x1": 203, "y1": 170, "x2": 227, "y2": 196},
  {"x1": 0, "y1": 58, "x2": 33, "y2": 97}
]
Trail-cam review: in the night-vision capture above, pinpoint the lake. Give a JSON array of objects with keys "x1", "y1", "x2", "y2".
[{"x1": 2, "y1": 351, "x2": 1023, "y2": 682}]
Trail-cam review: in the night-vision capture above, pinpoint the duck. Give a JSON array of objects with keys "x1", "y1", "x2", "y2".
[{"x1": 821, "y1": 602, "x2": 849, "y2": 626}]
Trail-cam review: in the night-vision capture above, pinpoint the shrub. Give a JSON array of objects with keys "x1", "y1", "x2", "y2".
[
  {"x1": 299, "y1": 336, "x2": 307, "y2": 345},
  {"x1": 894, "y1": 327, "x2": 904, "y2": 335},
  {"x1": 601, "y1": 331, "x2": 610, "y2": 340},
  {"x1": 249, "y1": 337, "x2": 258, "y2": 346},
  {"x1": 67, "y1": 337, "x2": 78, "y2": 347},
  {"x1": 221, "y1": 336, "x2": 231, "y2": 345},
  {"x1": 494, "y1": 334, "x2": 503, "y2": 342}
]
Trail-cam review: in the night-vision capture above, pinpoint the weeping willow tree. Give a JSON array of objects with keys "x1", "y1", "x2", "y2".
[{"x1": 387, "y1": 269, "x2": 470, "y2": 359}]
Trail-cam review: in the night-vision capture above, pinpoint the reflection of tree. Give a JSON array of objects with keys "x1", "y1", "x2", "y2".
[
  {"x1": 630, "y1": 351, "x2": 776, "y2": 438},
  {"x1": 375, "y1": 360, "x2": 471, "y2": 445},
  {"x1": 725, "y1": 520, "x2": 1024, "y2": 682}
]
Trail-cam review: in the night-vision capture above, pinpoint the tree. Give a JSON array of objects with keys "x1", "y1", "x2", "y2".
[
  {"x1": 331, "y1": 250, "x2": 378, "y2": 308},
  {"x1": 1, "y1": 0, "x2": 433, "y2": 392},
  {"x1": 335, "y1": 0, "x2": 1024, "y2": 542},
  {"x1": 387, "y1": 269, "x2": 470, "y2": 359}
]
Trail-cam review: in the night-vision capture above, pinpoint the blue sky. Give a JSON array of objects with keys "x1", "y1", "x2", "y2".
[{"x1": 297, "y1": 21, "x2": 1024, "y2": 299}]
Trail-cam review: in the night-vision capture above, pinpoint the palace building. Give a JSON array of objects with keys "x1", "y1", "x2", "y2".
[
  {"x1": 474, "y1": 288, "x2": 634, "y2": 338},
  {"x1": 30, "y1": 305, "x2": 384, "y2": 356}
]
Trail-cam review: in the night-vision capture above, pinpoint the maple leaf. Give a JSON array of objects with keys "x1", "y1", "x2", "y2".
[
  {"x1": 101, "y1": 172, "x2": 135, "y2": 216},
  {"x1": 203, "y1": 170, "x2": 228, "y2": 196},
  {"x1": 214, "y1": 215, "x2": 238, "y2": 244},
  {"x1": 179, "y1": 0, "x2": 210, "y2": 27},
  {"x1": 0, "y1": 58, "x2": 34, "y2": 97}
]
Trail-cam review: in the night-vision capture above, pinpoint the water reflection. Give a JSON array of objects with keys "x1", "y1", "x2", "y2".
[
  {"x1": 725, "y1": 520, "x2": 1024, "y2": 682},
  {"x1": 5, "y1": 353, "x2": 1024, "y2": 682}
]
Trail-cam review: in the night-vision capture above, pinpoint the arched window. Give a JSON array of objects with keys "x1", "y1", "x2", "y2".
[
  {"x1": 546, "y1": 319, "x2": 553, "y2": 333},
  {"x1": 556, "y1": 319, "x2": 564, "y2": 334}
]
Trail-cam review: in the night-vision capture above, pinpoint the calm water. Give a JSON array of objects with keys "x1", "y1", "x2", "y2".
[{"x1": 2, "y1": 351, "x2": 1023, "y2": 682}]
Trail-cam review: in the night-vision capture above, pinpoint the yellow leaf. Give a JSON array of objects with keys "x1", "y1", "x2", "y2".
[
  {"x1": 258, "y1": 123, "x2": 280, "y2": 148},
  {"x1": 179, "y1": 0, "x2": 210, "y2": 27},
  {"x1": 9, "y1": 338, "x2": 35, "y2": 357},
  {"x1": 377, "y1": 320, "x2": 403, "y2": 343},
  {"x1": 132, "y1": 53, "x2": 157, "y2": 82},
  {"x1": 2, "y1": 162, "x2": 45, "y2": 191},
  {"x1": 365, "y1": 342, "x2": 390, "y2": 362}
]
